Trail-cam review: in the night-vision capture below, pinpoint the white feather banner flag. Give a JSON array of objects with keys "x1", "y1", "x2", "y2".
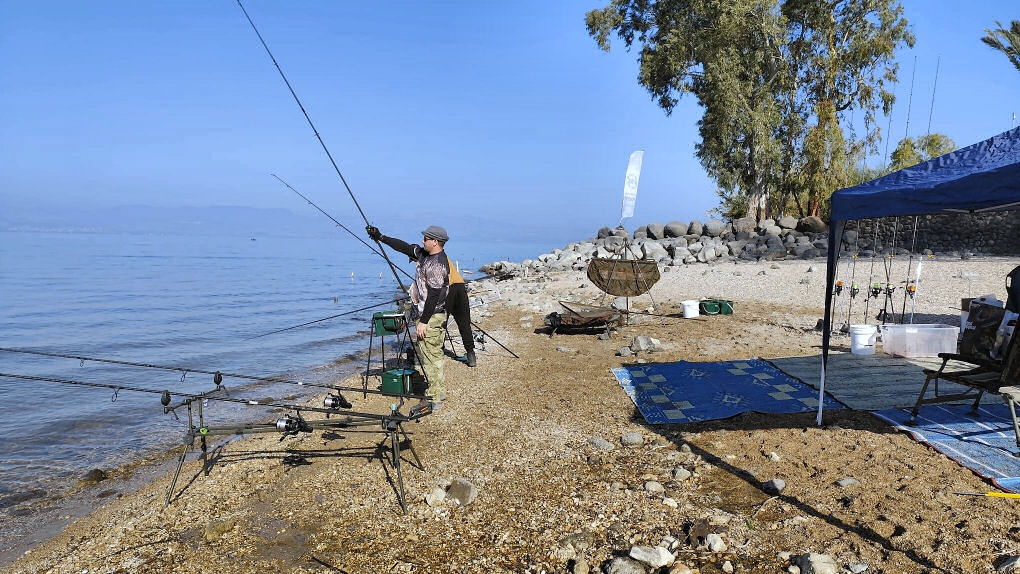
[{"x1": 619, "y1": 150, "x2": 644, "y2": 225}]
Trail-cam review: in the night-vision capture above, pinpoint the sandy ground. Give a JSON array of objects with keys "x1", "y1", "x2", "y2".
[{"x1": 4, "y1": 255, "x2": 1020, "y2": 574}]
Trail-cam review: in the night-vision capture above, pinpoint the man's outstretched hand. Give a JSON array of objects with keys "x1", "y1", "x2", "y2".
[{"x1": 366, "y1": 225, "x2": 382, "y2": 241}]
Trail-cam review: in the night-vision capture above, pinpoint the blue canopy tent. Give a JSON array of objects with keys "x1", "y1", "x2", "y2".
[{"x1": 818, "y1": 126, "x2": 1020, "y2": 424}]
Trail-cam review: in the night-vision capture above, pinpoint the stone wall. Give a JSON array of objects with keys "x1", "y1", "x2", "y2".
[{"x1": 843, "y1": 210, "x2": 1020, "y2": 255}]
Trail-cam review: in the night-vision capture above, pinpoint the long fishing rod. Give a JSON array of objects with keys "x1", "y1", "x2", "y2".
[
  {"x1": 236, "y1": 0, "x2": 407, "y2": 293},
  {"x1": 864, "y1": 222, "x2": 881, "y2": 323},
  {"x1": 270, "y1": 174, "x2": 413, "y2": 284},
  {"x1": 267, "y1": 177, "x2": 522, "y2": 358},
  {"x1": 0, "y1": 372, "x2": 427, "y2": 422},
  {"x1": 899, "y1": 216, "x2": 919, "y2": 322},
  {"x1": 879, "y1": 218, "x2": 898, "y2": 324},
  {"x1": 248, "y1": 295, "x2": 409, "y2": 340},
  {"x1": 0, "y1": 347, "x2": 420, "y2": 401}
]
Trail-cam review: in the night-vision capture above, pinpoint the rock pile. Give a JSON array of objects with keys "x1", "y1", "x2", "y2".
[{"x1": 482, "y1": 216, "x2": 830, "y2": 278}]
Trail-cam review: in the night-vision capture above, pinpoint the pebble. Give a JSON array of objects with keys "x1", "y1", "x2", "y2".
[
  {"x1": 835, "y1": 477, "x2": 860, "y2": 488},
  {"x1": 621, "y1": 432, "x2": 643, "y2": 447},
  {"x1": 764, "y1": 478, "x2": 786, "y2": 495},
  {"x1": 605, "y1": 556, "x2": 646, "y2": 574},
  {"x1": 587, "y1": 437, "x2": 615, "y2": 451},
  {"x1": 447, "y1": 478, "x2": 477, "y2": 506},
  {"x1": 629, "y1": 545, "x2": 674, "y2": 568}
]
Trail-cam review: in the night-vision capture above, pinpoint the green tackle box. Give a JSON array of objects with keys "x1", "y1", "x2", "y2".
[
  {"x1": 699, "y1": 299, "x2": 734, "y2": 315},
  {"x1": 381, "y1": 368, "x2": 416, "y2": 395},
  {"x1": 373, "y1": 311, "x2": 406, "y2": 335}
]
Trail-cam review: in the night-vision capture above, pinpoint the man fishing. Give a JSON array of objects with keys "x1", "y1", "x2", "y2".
[{"x1": 366, "y1": 224, "x2": 451, "y2": 405}]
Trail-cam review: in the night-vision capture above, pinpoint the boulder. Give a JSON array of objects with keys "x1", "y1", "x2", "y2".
[
  {"x1": 798, "y1": 215, "x2": 827, "y2": 233},
  {"x1": 664, "y1": 221, "x2": 688, "y2": 237},
  {"x1": 642, "y1": 242, "x2": 669, "y2": 261},
  {"x1": 731, "y1": 217, "x2": 756, "y2": 235},
  {"x1": 777, "y1": 215, "x2": 798, "y2": 229},
  {"x1": 633, "y1": 225, "x2": 648, "y2": 239},
  {"x1": 703, "y1": 219, "x2": 727, "y2": 237},
  {"x1": 646, "y1": 222, "x2": 665, "y2": 240},
  {"x1": 687, "y1": 220, "x2": 703, "y2": 236},
  {"x1": 597, "y1": 226, "x2": 614, "y2": 239}
]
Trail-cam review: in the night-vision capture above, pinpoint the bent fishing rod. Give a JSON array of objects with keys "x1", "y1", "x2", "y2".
[
  {"x1": 236, "y1": 0, "x2": 406, "y2": 293},
  {"x1": 0, "y1": 347, "x2": 424, "y2": 401}
]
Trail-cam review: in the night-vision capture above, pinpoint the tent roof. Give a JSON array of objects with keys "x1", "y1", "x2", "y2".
[{"x1": 830, "y1": 126, "x2": 1020, "y2": 222}]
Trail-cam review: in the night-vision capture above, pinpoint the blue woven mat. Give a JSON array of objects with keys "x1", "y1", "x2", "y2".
[
  {"x1": 612, "y1": 358, "x2": 844, "y2": 425},
  {"x1": 871, "y1": 405, "x2": 1020, "y2": 493}
]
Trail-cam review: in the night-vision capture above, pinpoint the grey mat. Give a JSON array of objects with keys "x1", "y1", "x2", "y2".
[{"x1": 767, "y1": 352, "x2": 993, "y2": 411}]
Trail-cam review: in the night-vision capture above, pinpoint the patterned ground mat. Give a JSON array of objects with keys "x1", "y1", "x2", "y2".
[
  {"x1": 612, "y1": 358, "x2": 845, "y2": 425},
  {"x1": 872, "y1": 405, "x2": 1020, "y2": 493}
]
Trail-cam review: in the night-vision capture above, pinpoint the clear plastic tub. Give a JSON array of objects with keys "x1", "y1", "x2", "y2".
[{"x1": 879, "y1": 324, "x2": 959, "y2": 357}]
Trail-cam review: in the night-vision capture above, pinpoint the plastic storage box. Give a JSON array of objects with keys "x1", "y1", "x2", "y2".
[{"x1": 879, "y1": 324, "x2": 959, "y2": 357}]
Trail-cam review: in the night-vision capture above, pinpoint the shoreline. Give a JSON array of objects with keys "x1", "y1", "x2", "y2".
[{"x1": 5, "y1": 254, "x2": 1020, "y2": 573}]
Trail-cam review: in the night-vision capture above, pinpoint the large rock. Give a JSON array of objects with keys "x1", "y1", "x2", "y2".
[
  {"x1": 633, "y1": 225, "x2": 648, "y2": 239},
  {"x1": 703, "y1": 219, "x2": 727, "y2": 237},
  {"x1": 597, "y1": 226, "x2": 614, "y2": 239},
  {"x1": 646, "y1": 222, "x2": 665, "y2": 240},
  {"x1": 778, "y1": 215, "x2": 798, "y2": 229},
  {"x1": 642, "y1": 242, "x2": 669, "y2": 261},
  {"x1": 798, "y1": 215, "x2": 827, "y2": 233},
  {"x1": 731, "y1": 217, "x2": 756, "y2": 234},
  {"x1": 664, "y1": 221, "x2": 688, "y2": 237},
  {"x1": 688, "y1": 220, "x2": 703, "y2": 236},
  {"x1": 612, "y1": 226, "x2": 630, "y2": 239}
]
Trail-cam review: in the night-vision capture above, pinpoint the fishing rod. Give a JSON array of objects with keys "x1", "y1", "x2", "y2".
[
  {"x1": 879, "y1": 218, "x2": 898, "y2": 324},
  {"x1": 236, "y1": 0, "x2": 407, "y2": 294},
  {"x1": 899, "y1": 216, "x2": 920, "y2": 323},
  {"x1": 864, "y1": 222, "x2": 881, "y2": 323},
  {"x1": 0, "y1": 347, "x2": 423, "y2": 401},
  {"x1": 248, "y1": 295, "x2": 409, "y2": 340},
  {"x1": 0, "y1": 372, "x2": 429, "y2": 423},
  {"x1": 267, "y1": 178, "x2": 518, "y2": 358}
]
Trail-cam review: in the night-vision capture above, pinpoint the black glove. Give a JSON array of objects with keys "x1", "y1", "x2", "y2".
[{"x1": 366, "y1": 225, "x2": 382, "y2": 241}]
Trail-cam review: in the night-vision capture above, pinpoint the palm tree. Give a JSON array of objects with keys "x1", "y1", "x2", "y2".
[{"x1": 982, "y1": 20, "x2": 1020, "y2": 73}]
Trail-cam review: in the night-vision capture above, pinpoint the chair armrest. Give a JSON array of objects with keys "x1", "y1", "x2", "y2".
[{"x1": 936, "y1": 352, "x2": 1001, "y2": 370}]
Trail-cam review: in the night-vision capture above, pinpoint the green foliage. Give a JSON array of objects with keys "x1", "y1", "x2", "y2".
[
  {"x1": 982, "y1": 20, "x2": 1020, "y2": 74},
  {"x1": 586, "y1": 0, "x2": 915, "y2": 221},
  {"x1": 889, "y1": 133, "x2": 957, "y2": 171}
]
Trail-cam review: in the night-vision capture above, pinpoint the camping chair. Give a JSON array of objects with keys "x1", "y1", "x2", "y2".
[{"x1": 908, "y1": 318, "x2": 1020, "y2": 452}]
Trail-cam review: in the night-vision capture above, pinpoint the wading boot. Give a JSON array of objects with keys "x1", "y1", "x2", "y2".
[{"x1": 466, "y1": 350, "x2": 477, "y2": 367}]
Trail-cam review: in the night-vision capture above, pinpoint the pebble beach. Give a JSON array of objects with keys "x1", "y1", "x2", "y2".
[{"x1": 4, "y1": 253, "x2": 1020, "y2": 574}]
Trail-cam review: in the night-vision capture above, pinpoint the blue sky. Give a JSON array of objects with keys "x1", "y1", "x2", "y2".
[{"x1": 1, "y1": 1, "x2": 1017, "y2": 241}]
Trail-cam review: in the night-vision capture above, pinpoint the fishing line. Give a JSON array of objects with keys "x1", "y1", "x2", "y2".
[
  {"x1": 864, "y1": 222, "x2": 881, "y2": 323},
  {"x1": 236, "y1": 0, "x2": 406, "y2": 292},
  {"x1": 270, "y1": 174, "x2": 413, "y2": 284},
  {"x1": 248, "y1": 295, "x2": 409, "y2": 339}
]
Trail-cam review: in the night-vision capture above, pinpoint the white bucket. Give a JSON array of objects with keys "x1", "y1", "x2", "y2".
[
  {"x1": 849, "y1": 324, "x2": 878, "y2": 355},
  {"x1": 681, "y1": 300, "x2": 700, "y2": 319}
]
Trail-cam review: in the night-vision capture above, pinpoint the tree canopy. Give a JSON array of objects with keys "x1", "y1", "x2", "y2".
[
  {"x1": 586, "y1": 0, "x2": 914, "y2": 221},
  {"x1": 982, "y1": 20, "x2": 1020, "y2": 74}
]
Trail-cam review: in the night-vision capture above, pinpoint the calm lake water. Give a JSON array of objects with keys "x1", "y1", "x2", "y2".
[{"x1": 0, "y1": 230, "x2": 549, "y2": 514}]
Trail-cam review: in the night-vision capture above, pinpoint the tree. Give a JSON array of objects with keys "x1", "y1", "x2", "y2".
[
  {"x1": 888, "y1": 133, "x2": 957, "y2": 171},
  {"x1": 982, "y1": 20, "x2": 1020, "y2": 73},
  {"x1": 586, "y1": 0, "x2": 914, "y2": 221}
]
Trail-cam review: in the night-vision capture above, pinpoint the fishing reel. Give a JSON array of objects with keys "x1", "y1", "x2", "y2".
[
  {"x1": 870, "y1": 283, "x2": 882, "y2": 299},
  {"x1": 885, "y1": 283, "x2": 896, "y2": 296},
  {"x1": 276, "y1": 414, "x2": 312, "y2": 437},
  {"x1": 849, "y1": 283, "x2": 860, "y2": 299},
  {"x1": 834, "y1": 281, "x2": 844, "y2": 296},
  {"x1": 906, "y1": 282, "x2": 917, "y2": 298},
  {"x1": 323, "y1": 393, "x2": 352, "y2": 411}
]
